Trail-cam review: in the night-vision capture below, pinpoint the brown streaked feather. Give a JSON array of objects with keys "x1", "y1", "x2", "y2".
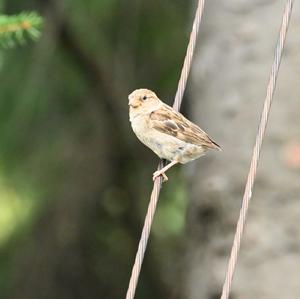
[{"x1": 150, "y1": 104, "x2": 220, "y2": 150}]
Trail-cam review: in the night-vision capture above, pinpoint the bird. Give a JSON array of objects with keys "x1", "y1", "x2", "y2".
[{"x1": 128, "y1": 88, "x2": 220, "y2": 181}]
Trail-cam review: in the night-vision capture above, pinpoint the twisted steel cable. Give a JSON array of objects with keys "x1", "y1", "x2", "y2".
[
  {"x1": 220, "y1": 1, "x2": 294, "y2": 299},
  {"x1": 125, "y1": 1, "x2": 205, "y2": 299},
  {"x1": 173, "y1": 0, "x2": 204, "y2": 112}
]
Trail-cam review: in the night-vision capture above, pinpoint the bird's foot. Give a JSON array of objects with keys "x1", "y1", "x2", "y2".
[{"x1": 152, "y1": 170, "x2": 168, "y2": 182}]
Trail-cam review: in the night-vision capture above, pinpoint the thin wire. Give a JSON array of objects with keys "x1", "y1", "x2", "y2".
[
  {"x1": 220, "y1": 1, "x2": 293, "y2": 299},
  {"x1": 125, "y1": 1, "x2": 205, "y2": 299},
  {"x1": 173, "y1": 0, "x2": 204, "y2": 112}
]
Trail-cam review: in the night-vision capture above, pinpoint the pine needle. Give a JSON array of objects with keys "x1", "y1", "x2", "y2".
[{"x1": 0, "y1": 12, "x2": 43, "y2": 49}]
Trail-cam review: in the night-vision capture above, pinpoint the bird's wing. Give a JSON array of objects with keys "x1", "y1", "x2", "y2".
[{"x1": 150, "y1": 104, "x2": 220, "y2": 149}]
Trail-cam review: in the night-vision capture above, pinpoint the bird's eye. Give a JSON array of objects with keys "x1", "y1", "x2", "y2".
[{"x1": 142, "y1": 95, "x2": 147, "y2": 100}]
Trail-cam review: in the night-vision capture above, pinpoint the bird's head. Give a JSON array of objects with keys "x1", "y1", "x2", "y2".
[{"x1": 128, "y1": 89, "x2": 161, "y2": 113}]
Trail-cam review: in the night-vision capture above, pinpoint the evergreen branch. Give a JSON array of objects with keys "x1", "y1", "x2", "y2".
[{"x1": 0, "y1": 12, "x2": 43, "y2": 48}]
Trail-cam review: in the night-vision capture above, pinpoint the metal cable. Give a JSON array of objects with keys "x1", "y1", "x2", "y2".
[
  {"x1": 173, "y1": 0, "x2": 204, "y2": 112},
  {"x1": 220, "y1": 1, "x2": 294, "y2": 299},
  {"x1": 125, "y1": 1, "x2": 205, "y2": 299}
]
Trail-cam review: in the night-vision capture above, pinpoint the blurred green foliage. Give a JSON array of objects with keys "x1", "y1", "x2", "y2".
[
  {"x1": 0, "y1": 1, "x2": 192, "y2": 298},
  {"x1": 0, "y1": 12, "x2": 43, "y2": 48}
]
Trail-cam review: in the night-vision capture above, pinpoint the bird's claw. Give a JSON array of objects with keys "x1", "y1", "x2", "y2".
[{"x1": 153, "y1": 171, "x2": 168, "y2": 182}]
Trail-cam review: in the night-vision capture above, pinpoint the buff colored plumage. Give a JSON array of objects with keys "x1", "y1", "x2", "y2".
[{"x1": 128, "y1": 88, "x2": 220, "y2": 181}]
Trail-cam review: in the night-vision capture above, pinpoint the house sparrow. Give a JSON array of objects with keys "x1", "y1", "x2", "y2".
[{"x1": 128, "y1": 88, "x2": 220, "y2": 181}]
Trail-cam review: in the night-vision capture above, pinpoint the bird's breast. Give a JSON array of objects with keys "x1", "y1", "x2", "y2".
[{"x1": 130, "y1": 113, "x2": 206, "y2": 163}]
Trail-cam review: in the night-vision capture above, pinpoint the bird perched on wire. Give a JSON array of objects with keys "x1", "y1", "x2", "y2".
[{"x1": 129, "y1": 88, "x2": 221, "y2": 181}]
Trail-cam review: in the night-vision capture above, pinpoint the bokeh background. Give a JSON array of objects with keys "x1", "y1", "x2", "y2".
[{"x1": 1, "y1": 1, "x2": 300, "y2": 299}]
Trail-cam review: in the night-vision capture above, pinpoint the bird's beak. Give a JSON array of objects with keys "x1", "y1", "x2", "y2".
[
  {"x1": 128, "y1": 96, "x2": 133, "y2": 107},
  {"x1": 128, "y1": 94, "x2": 140, "y2": 108}
]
